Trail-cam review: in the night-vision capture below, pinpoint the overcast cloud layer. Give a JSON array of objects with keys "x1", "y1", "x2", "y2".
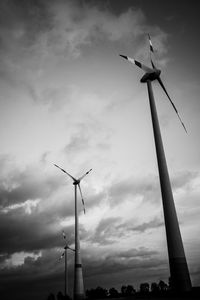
[{"x1": 0, "y1": 1, "x2": 200, "y2": 299}]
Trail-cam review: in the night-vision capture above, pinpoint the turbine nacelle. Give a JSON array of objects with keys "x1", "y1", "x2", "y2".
[
  {"x1": 140, "y1": 69, "x2": 161, "y2": 83},
  {"x1": 73, "y1": 180, "x2": 80, "y2": 185},
  {"x1": 64, "y1": 245, "x2": 75, "y2": 251}
]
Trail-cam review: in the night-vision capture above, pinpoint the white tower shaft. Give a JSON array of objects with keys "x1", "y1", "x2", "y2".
[
  {"x1": 73, "y1": 184, "x2": 85, "y2": 300},
  {"x1": 147, "y1": 80, "x2": 191, "y2": 291}
]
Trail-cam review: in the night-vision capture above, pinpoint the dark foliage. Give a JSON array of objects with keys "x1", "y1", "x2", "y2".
[
  {"x1": 46, "y1": 291, "x2": 72, "y2": 300},
  {"x1": 109, "y1": 287, "x2": 119, "y2": 298},
  {"x1": 151, "y1": 282, "x2": 159, "y2": 294},
  {"x1": 140, "y1": 282, "x2": 150, "y2": 293},
  {"x1": 86, "y1": 286, "x2": 108, "y2": 299},
  {"x1": 121, "y1": 285, "x2": 136, "y2": 296},
  {"x1": 46, "y1": 293, "x2": 56, "y2": 300}
]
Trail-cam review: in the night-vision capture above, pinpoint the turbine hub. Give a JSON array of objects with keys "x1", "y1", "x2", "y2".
[
  {"x1": 140, "y1": 69, "x2": 161, "y2": 83},
  {"x1": 73, "y1": 180, "x2": 80, "y2": 185}
]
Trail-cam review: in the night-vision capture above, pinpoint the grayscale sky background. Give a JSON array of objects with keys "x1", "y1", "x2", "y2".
[{"x1": 0, "y1": 1, "x2": 200, "y2": 299}]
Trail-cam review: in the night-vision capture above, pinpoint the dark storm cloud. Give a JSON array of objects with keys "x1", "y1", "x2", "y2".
[
  {"x1": 0, "y1": 209, "x2": 73, "y2": 254},
  {"x1": 88, "y1": 215, "x2": 164, "y2": 246},
  {"x1": 0, "y1": 160, "x2": 62, "y2": 207},
  {"x1": 0, "y1": 157, "x2": 76, "y2": 255},
  {"x1": 89, "y1": 217, "x2": 121, "y2": 245},
  {"x1": 83, "y1": 247, "x2": 163, "y2": 278},
  {"x1": 86, "y1": 171, "x2": 198, "y2": 247},
  {"x1": 0, "y1": 248, "x2": 74, "y2": 300},
  {"x1": 116, "y1": 217, "x2": 164, "y2": 235},
  {"x1": 0, "y1": 154, "x2": 197, "y2": 257},
  {"x1": 114, "y1": 248, "x2": 158, "y2": 259},
  {"x1": 0, "y1": 154, "x2": 105, "y2": 257},
  {"x1": 126, "y1": 218, "x2": 164, "y2": 233},
  {"x1": 0, "y1": 245, "x2": 166, "y2": 300}
]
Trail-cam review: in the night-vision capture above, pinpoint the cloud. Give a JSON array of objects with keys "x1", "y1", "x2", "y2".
[
  {"x1": 89, "y1": 216, "x2": 121, "y2": 245},
  {"x1": 108, "y1": 170, "x2": 199, "y2": 207},
  {"x1": 0, "y1": 158, "x2": 60, "y2": 207},
  {"x1": 87, "y1": 214, "x2": 164, "y2": 247},
  {"x1": 0, "y1": 0, "x2": 148, "y2": 62},
  {"x1": 0, "y1": 0, "x2": 167, "y2": 108},
  {"x1": 108, "y1": 175, "x2": 160, "y2": 206},
  {"x1": 171, "y1": 170, "x2": 198, "y2": 191},
  {"x1": 0, "y1": 153, "x2": 106, "y2": 257},
  {"x1": 0, "y1": 157, "x2": 76, "y2": 254},
  {"x1": 64, "y1": 133, "x2": 90, "y2": 156},
  {"x1": 83, "y1": 246, "x2": 164, "y2": 279},
  {"x1": 46, "y1": 1, "x2": 146, "y2": 57},
  {"x1": 0, "y1": 244, "x2": 167, "y2": 300},
  {"x1": 118, "y1": 217, "x2": 164, "y2": 234},
  {"x1": 0, "y1": 152, "x2": 198, "y2": 258},
  {"x1": 0, "y1": 247, "x2": 74, "y2": 300}
]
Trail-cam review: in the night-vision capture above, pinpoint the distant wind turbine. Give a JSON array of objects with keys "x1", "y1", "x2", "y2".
[
  {"x1": 55, "y1": 164, "x2": 92, "y2": 300},
  {"x1": 119, "y1": 34, "x2": 191, "y2": 292},
  {"x1": 59, "y1": 230, "x2": 75, "y2": 297}
]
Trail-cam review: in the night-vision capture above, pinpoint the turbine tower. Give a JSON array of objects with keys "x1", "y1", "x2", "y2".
[
  {"x1": 120, "y1": 35, "x2": 191, "y2": 292},
  {"x1": 55, "y1": 164, "x2": 92, "y2": 300},
  {"x1": 59, "y1": 231, "x2": 75, "y2": 297}
]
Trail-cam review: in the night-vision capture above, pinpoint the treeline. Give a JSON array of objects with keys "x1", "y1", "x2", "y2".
[
  {"x1": 46, "y1": 281, "x2": 200, "y2": 300},
  {"x1": 46, "y1": 280, "x2": 168, "y2": 300},
  {"x1": 46, "y1": 291, "x2": 70, "y2": 300},
  {"x1": 86, "y1": 280, "x2": 168, "y2": 299}
]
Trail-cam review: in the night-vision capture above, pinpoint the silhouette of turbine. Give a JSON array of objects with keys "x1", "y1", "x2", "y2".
[
  {"x1": 59, "y1": 231, "x2": 75, "y2": 297},
  {"x1": 120, "y1": 34, "x2": 191, "y2": 292},
  {"x1": 55, "y1": 164, "x2": 92, "y2": 300}
]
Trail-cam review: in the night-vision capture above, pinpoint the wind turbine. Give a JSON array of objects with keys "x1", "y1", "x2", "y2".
[
  {"x1": 119, "y1": 35, "x2": 191, "y2": 292},
  {"x1": 59, "y1": 231, "x2": 75, "y2": 297},
  {"x1": 54, "y1": 164, "x2": 92, "y2": 300}
]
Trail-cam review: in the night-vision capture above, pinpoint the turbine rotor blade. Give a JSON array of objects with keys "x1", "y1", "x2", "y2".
[
  {"x1": 62, "y1": 231, "x2": 70, "y2": 246},
  {"x1": 151, "y1": 58, "x2": 156, "y2": 69},
  {"x1": 78, "y1": 168, "x2": 92, "y2": 182},
  {"x1": 68, "y1": 246, "x2": 75, "y2": 252},
  {"x1": 59, "y1": 252, "x2": 65, "y2": 261},
  {"x1": 148, "y1": 33, "x2": 157, "y2": 69},
  {"x1": 78, "y1": 183, "x2": 86, "y2": 214},
  {"x1": 64, "y1": 244, "x2": 75, "y2": 252},
  {"x1": 62, "y1": 230, "x2": 66, "y2": 240},
  {"x1": 148, "y1": 33, "x2": 154, "y2": 53},
  {"x1": 54, "y1": 164, "x2": 76, "y2": 181},
  {"x1": 119, "y1": 55, "x2": 154, "y2": 73},
  {"x1": 157, "y1": 77, "x2": 187, "y2": 133}
]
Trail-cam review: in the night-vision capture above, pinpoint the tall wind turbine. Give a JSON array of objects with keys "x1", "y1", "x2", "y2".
[
  {"x1": 55, "y1": 164, "x2": 92, "y2": 300},
  {"x1": 120, "y1": 35, "x2": 191, "y2": 292},
  {"x1": 59, "y1": 231, "x2": 75, "y2": 297}
]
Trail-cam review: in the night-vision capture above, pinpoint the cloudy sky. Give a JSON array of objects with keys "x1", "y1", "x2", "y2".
[{"x1": 0, "y1": 0, "x2": 200, "y2": 299}]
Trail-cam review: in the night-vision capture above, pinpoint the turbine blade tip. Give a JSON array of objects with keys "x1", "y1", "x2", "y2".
[
  {"x1": 119, "y1": 54, "x2": 128, "y2": 60},
  {"x1": 183, "y1": 124, "x2": 187, "y2": 133}
]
